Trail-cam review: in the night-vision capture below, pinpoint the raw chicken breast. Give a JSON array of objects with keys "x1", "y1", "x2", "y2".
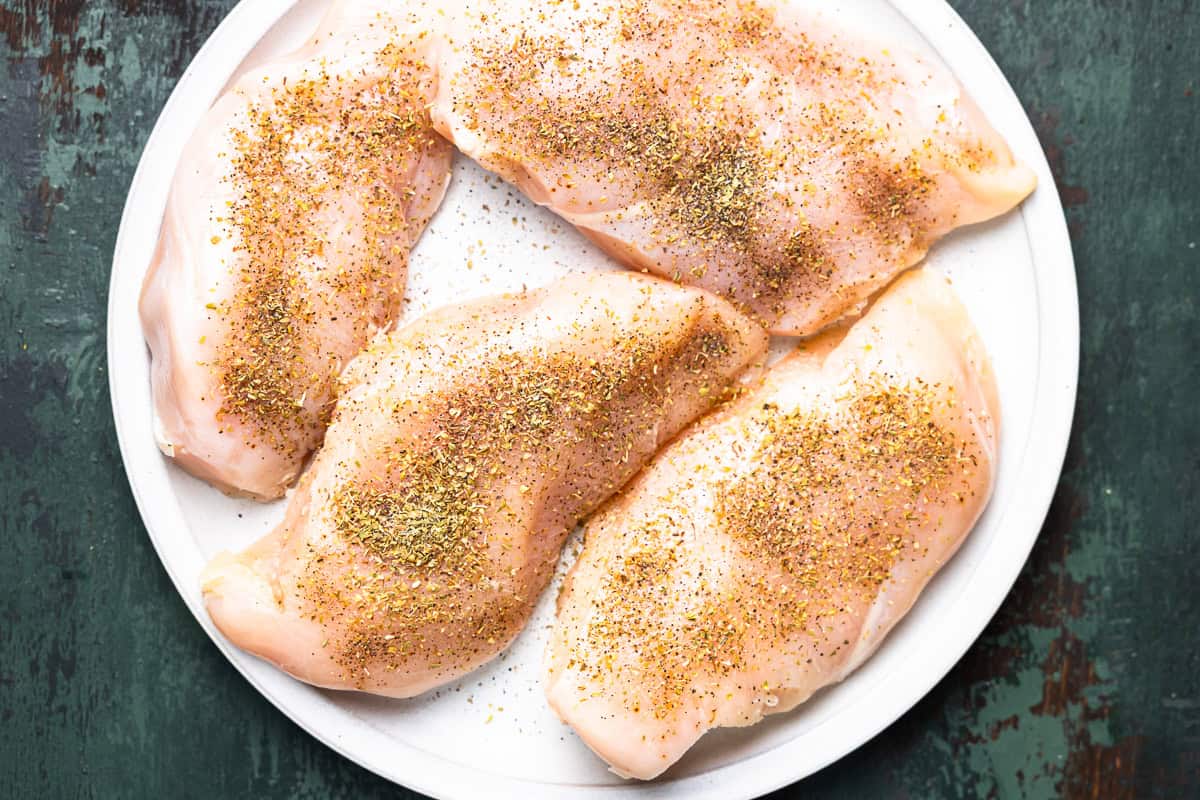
[
  {"x1": 432, "y1": 0, "x2": 1035, "y2": 334},
  {"x1": 202, "y1": 273, "x2": 767, "y2": 697},
  {"x1": 140, "y1": 1, "x2": 453, "y2": 499},
  {"x1": 546, "y1": 269, "x2": 999, "y2": 779}
]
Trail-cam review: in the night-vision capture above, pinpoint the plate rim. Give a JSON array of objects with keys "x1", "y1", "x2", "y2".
[{"x1": 106, "y1": 1, "x2": 1080, "y2": 797}]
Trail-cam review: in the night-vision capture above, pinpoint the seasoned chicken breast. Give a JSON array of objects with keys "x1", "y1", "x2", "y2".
[
  {"x1": 140, "y1": 1, "x2": 452, "y2": 499},
  {"x1": 432, "y1": 0, "x2": 1034, "y2": 334},
  {"x1": 546, "y1": 269, "x2": 999, "y2": 779},
  {"x1": 201, "y1": 273, "x2": 767, "y2": 697}
]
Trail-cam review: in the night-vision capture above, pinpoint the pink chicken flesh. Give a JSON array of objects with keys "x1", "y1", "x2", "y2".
[
  {"x1": 140, "y1": 1, "x2": 453, "y2": 499},
  {"x1": 144, "y1": 0, "x2": 1033, "y2": 499},
  {"x1": 201, "y1": 273, "x2": 767, "y2": 697},
  {"x1": 546, "y1": 269, "x2": 999, "y2": 779},
  {"x1": 432, "y1": 0, "x2": 1035, "y2": 334}
]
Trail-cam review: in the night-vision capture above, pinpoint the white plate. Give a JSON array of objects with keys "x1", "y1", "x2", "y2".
[{"x1": 107, "y1": 1, "x2": 1079, "y2": 797}]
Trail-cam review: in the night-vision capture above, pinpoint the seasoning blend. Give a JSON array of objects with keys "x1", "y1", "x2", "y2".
[
  {"x1": 546, "y1": 269, "x2": 999, "y2": 779},
  {"x1": 202, "y1": 272, "x2": 767, "y2": 697},
  {"x1": 141, "y1": 2, "x2": 451, "y2": 499},
  {"x1": 432, "y1": 0, "x2": 1035, "y2": 334}
]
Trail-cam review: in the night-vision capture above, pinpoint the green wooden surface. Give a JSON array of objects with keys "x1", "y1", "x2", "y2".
[{"x1": 0, "y1": 0, "x2": 1196, "y2": 797}]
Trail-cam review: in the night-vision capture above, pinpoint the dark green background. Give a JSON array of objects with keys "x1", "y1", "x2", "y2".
[{"x1": 1, "y1": 1, "x2": 1196, "y2": 797}]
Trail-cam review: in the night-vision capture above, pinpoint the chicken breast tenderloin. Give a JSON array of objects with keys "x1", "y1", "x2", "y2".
[
  {"x1": 202, "y1": 273, "x2": 768, "y2": 697},
  {"x1": 432, "y1": 0, "x2": 1034, "y2": 335},
  {"x1": 546, "y1": 269, "x2": 999, "y2": 779},
  {"x1": 140, "y1": 1, "x2": 452, "y2": 499}
]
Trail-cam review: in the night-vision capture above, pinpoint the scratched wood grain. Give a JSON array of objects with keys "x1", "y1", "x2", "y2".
[{"x1": 0, "y1": 1, "x2": 1196, "y2": 797}]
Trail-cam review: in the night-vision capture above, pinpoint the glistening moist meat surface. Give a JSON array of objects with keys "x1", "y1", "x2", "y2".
[
  {"x1": 546, "y1": 269, "x2": 999, "y2": 779},
  {"x1": 433, "y1": 0, "x2": 1035, "y2": 334},
  {"x1": 201, "y1": 272, "x2": 768, "y2": 698},
  {"x1": 140, "y1": 1, "x2": 452, "y2": 499},
  {"x1": 142, "y1": 0, "x2": 1033, "y2": 500}
]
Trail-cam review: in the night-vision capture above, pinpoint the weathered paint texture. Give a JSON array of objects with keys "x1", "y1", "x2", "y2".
[{"x1": 0, "y1": 0, "x2": 1196, "y2": 797}]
